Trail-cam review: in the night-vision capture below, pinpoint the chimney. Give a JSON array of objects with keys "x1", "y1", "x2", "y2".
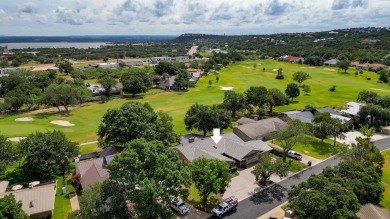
[{"x1": 188, "y1": 137, "x2": 195, "y2": 143}]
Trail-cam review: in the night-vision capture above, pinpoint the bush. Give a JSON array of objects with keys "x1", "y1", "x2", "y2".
[
  {"x1": 366, "y1": 77, "x2": 371, "y2": 80},
  {"x1": 275, "y1": 74, "x2": 284, "y2": 79},
  {"x1": 329, "y1": 85, "x2": 336, "y2": 92}
]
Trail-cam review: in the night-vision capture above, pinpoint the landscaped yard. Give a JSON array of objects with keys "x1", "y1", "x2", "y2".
[
  {"x1": 79, "y1": 143, "x2": 101, "y2": 154},
  {"x1": 380, "y1": 150, "x2": 390, "y2": 211},
  {"x1": 273, "y1": 135, "x2": 346, "y2": 160},
  {"x1": 1, "y1": 60, "x2": 389, "y2": 143},
  {"x1": 53, "y1": 175, "x2": 75, "y2": 219}
]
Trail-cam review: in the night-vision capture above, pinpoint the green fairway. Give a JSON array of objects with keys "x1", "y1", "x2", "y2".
[
  {"x1": 1, "y1": 60, "x2": 389, "y2": 143},
  {"x1": 380, "y1": 150, "x2": 390, "y2": 211}
]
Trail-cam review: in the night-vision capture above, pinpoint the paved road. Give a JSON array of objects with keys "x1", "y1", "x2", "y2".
[
  {"x1": 215, "y1": 141, "x2": 390, "y2": 219},
  {"x1": 219, "y1": 156, "x2": 341, "y2": 219},
  {"x1": 187, "y1": 46, "x2": 198, "y2": 56}
]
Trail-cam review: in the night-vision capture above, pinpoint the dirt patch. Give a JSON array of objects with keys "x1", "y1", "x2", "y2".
[
  {"x1": 15, "y1": 117, "x2": 34, "y2": 122},
  {"x1": 324, "y1": 68, "x2": 335, "y2": 71},
  {"x1": 7, "y1": 137, "x2": 26, "y2": 142},
  {"x1": 50, "y1": 120, "x2": 75, "y2": 126},
  {"x1": 220, "y1": 87, "x2": 234, "y2": 91}
]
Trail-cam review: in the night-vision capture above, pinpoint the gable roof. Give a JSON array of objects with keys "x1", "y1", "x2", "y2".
[
  {"x1": 174, "y1": 132, "x2": 271, "y2": 163},
  {"x1": 234, "y1": 118, "x2": 288, "y2": 140},
  {"x1": 78, "y1": 157, "x2": 109, "y2": 188},
  {"x1": 158, "y1": 75, "x2": 176, "y2": 88},
  {"x1": 324, "y1": 59, "x2": 339, "y2": 65},
  {"x1": 356, "y1": 203, "x2": 390, "y2": 219},
  {"x1": 237, "y1": 117, "x2": 256, "y2": 125},
  {"x1": 342, "y1": 102, "x2": 364, "y2": 116},
  {"x1": 79, "y1": 146, "x2": 123, "y2": 161},
  {"x1": 317, "y1": 107, "x2": 341, "y2": 115},
  {"x1": 283, "y1": 110, "x2": 314, "y2": 124},
  {"x1": 0, "y1": 182, "x2": 56, "y2": 216}
]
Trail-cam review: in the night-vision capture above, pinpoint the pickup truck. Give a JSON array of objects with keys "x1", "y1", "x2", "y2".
[
  {"x1": 288, "y1": 150, "x2": 303, "y2": 160},
  {"x1": 211, "y1": 196, "x2": 238, "y2": 218},
  {"x1": 171, "y1": 200, "x2": 189, "y2": 215}
]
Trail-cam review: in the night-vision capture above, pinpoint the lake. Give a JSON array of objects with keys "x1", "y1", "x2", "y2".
[{"x1": 0, "y1": 42, "x2": 110, "y2": 49}]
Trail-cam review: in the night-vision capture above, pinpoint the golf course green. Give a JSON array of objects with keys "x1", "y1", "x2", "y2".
[{"x1": 1, "y1": 60, "x2": 389, "y2": 143}]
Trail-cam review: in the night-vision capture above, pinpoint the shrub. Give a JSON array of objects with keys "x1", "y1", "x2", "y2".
[
  {"x1": 329, "y1": 85, "x2": 336, "y2": 92},
  {"x1": 276, "y1": 74, "x2": 284, "y2": 79},
  {"x1": 366, "y1": 77, "x2": 371, "y2": 80}
]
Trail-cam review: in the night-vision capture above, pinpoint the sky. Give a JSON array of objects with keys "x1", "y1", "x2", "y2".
[{"x1": 0, "y1": 0, "x2": 389, "y2": 36}]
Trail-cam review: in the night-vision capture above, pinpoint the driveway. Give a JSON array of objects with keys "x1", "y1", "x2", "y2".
[{"x1": 332, "y1": 131, "x2": 388, "y2": 146}]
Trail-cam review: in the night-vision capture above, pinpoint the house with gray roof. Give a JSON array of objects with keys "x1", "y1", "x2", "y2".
[
  {"x1": 158, "y1": 74, "x2": 176, "y2": 90},
  {"x1": 237, "y1": 117, "x2": 257, "y2": 125},
  {"x1": 341, "y1": 102, "x2": 364, "y2": 117},
  {"x1": 282, "y1": 107, "x2": 351, "y2": 124},
  {"x1": 173, "y1": 132, "x2": 271, "y2": 167},
  {"x1": 233, "y1": 117, "x2": 287, "y2": 142},
  {"x1": 0, "y1": 181, "x2": 56, "y2": 218},
  {"x1": 324, "y1": 59, "x2": 339, "y2": 66}
]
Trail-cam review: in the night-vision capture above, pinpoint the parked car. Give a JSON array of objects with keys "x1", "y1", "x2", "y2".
[
  {"x1": 171, "y1": 200, "x2": 190, "y2": 215},
  {"x1": 211, "y1": 196, "x2": 238, "y2": 218},
  {"x1": 288, "y1": 150, "x2": 302, "y2": 160}
]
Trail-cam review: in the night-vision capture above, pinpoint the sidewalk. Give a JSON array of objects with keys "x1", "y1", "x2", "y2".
[{"x1": 69, "y1": 193, "x2": 80, "y2": 211}]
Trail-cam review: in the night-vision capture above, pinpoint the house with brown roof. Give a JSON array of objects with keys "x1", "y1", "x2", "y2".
[
  {"x1": 0, "y1": 181, "x2": 56, "y2": 219},
  {"x1": 350, "y1": 62, "x2": 387, "y2": 71},
  {"x1": 356, "y1": 203, "x2": 390, "y2": 219},
  {"x1": 279, "y1": 55, "x2": 305, "y2": 63},
  {"x1": 173, "y1": 132, "x2": 272, "y2": 167},
  {"x1": 75, "y1": 146, "x2": 123, "y2": 189},
  {"x1": 233, "y1": 117, "x2": 288, "y2": 142}
]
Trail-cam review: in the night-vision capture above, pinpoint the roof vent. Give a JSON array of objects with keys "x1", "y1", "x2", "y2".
[
  {"x1": 29, "y1": 181, "x2": 40, "y2": 189},
  {"x1": 11, "y1": 185, "x2": 23, "y2": 191},
  {"x1": 30, "y1": 201, "x2": 34, "y2": 208},
  {"x1": 188, "y1": 137, "x2": 195, "y2": 143}
]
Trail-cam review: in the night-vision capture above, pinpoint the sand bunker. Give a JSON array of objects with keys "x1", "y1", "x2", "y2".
[
  {"x1": 272, "y1": 68, "x2": 283, "y2": 72},
  {"x1": 7, "y1": 137, "x2": 26, "y2": 142},
  {"x1": 324, "y1": 68, "x2": 335, "y2": 71},
  {"x1": 50, "y1": 120, "x2": 75, "y2": 127},
  {"x1": 15, "y1": 117, "x2": 34, "y2": 122},
  {"x1": 220, "y1": 87, "x2": 234, "y2": 91},
  {"x1": 300, "y1": 67, "x2": 315, "y2": 69}
]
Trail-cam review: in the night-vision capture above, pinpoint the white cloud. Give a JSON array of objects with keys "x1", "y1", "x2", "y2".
[{"x1": 0, "y1": 0, "x2": 389, "y2": 35}]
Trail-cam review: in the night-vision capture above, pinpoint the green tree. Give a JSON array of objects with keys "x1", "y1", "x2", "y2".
[
  {"x1": 41, "y1": 83, "x2": 77, "y2": 111},
  {"x1": 190, "y1": 157, "x2": 231, "y2": 204},
  {"x1": 108, "y1": 139, "x2": 191, "y2": 219},
  {"x1": 155, "y1": 61, "x2": 176, "y2": 75},
  {"x1": 97, "y1": 75, "x2": 117, "y2": 97},
  {"x1": 312, "y1": 112, "x2": 333, "y2": 142},
  {"x1": 244, "y1": 86, "x2": 268, "y2": 108},
  {"x1": 337, "y1": 60, "x2": 351, "y2": 73},
  {"x1": 270, "y1": 119, "x2": 310, "y2": 162},
  {"x1": 4, "y1": 89, "x2": 26, "y2": 112},
  {"x1": 251, "y1": 153, "x2": 289, "y2": 186},
  {"x1": 68, "y1": 180, "x2": 130, "y2": 219},
  {"x1": 223, "y1": 90, "x2": 246, "y2": 117},
  {"x1": 121, "y1": 68, "x2": 151, "y2": 97},
  {"x1": 73, "y1": 86, "x2": 92, "y2": 106},
  {"x1": 184, "y1": 103, "x2": 232, "y2": 136},
  {"x1": 329, "y1": 118, "x2": 346, "y2": 147},
  {"x1": 0, "y1": 134, "x2": 18, "y2": 174},
  {"x1": 302, "y1": 84, "x2": 311, "y2": 95},
  {"x1": 0, "y1": 194, "x2": 29, "y2": 219},
  {"x1": 208, "y1": 79, "x2": 212, "y2": 87},
  {"x1": 58, "y1": 61, "x2": 74, "y2": 75},
  {"x1": 285, "y1": 83, "x2": 300, "y2": 101},
  {"x1": 174, "y1": 69, "x2": 190, "y2": 90},
  {"x1": 20, "y1": 130, "x2": 78, "y2": 182},
  {"x1": 98, "y1": 102, "x2": 176, "y2": 147},
  {"x1": 266, "y1": 88, "x2": 287, "y2": 116},
  {"x1": 156, "y1": 111, "x2": 178, "y2": 145},
  {"x1": 357, "y1": 90, "x2": 379, "y2": 104},
  {"x1": 292, "y1": 71, "x2": 311, "y2": 87}
]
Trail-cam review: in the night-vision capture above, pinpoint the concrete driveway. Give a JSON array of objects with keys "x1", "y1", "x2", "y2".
[{"x1": 332, "y1": 131, "x2": 388, "y2": 146}]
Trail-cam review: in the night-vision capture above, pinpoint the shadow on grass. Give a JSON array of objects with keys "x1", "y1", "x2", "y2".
[
  {"x1": 34, "y1": 111, "x2": 72, "y2": 119},
  {"x1": 305, "y1": 139, "x2": 345, "y2": 157}
]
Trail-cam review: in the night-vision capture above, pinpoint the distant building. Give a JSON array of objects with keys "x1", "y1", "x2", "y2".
[
  {"x1": 98, "y1": 62, "x2": 119, "y2": 69},
  {"x1": 0, "y1": 45, "x2": 9, "y2": 54},
  {"x1": 279, "y1": 55, "x2": 305, "y2": 63},
  {"x1": 158, "y1": 74, "x2": 176, "y2": 90},
  {"x1": 324, "y1": 59, "x2": 339, "y2": 66},
  {"x1": 341, "y1": 102, "x2": 364, "y2": 117},
  {"x1": 350, "y1": 62, "x2": 386, "y2": 71},
  {"x1": 0, "y1": 67, "x2": 18, "y2": 77},
  {"x1": 151, "y1": 56, "x2": 190, "y2": 64}
]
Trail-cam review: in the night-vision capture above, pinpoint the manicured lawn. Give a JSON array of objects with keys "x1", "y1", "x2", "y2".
[
  {"x1": 79, "y1": 143, "x2": 101, "y2": 154},
  {"x1": 53, "y1": 175, "x2": 75, "y2": 219},
  {"x1": 188, "y1": 184, "x2": 222, "y2": 212},
  {"x1": 380, "y1": 150, "x2": 390, "y2": 211},
  {"x1": 1, "y1": 60, "x2": 389, "y2": 143},
  {"x1": 274, "y1": 136, "x2": 346, "y2": 160}
]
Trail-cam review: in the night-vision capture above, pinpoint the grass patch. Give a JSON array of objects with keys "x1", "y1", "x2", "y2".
[
  {"x1": 269, "y1": 154, "x2": 307, "y2": 172},
  {"x1": 274, "y1": 136, "x2": 345, "y2": 160},
  {"x1": 188, "y1": 184, "x2": 222, "y2": 213},
  {"x1": 380, "y1": 150, "x2": 390, "y2": 211},
  {"x1": 1, "y1": 60, "x2": 388, "y2": 143},
  {"x1": 53, "y1": 175, "x2": 74, "y2": 219},
  {"x1": 79, "y1": 143, "x2": 101, "y2": 154}
]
